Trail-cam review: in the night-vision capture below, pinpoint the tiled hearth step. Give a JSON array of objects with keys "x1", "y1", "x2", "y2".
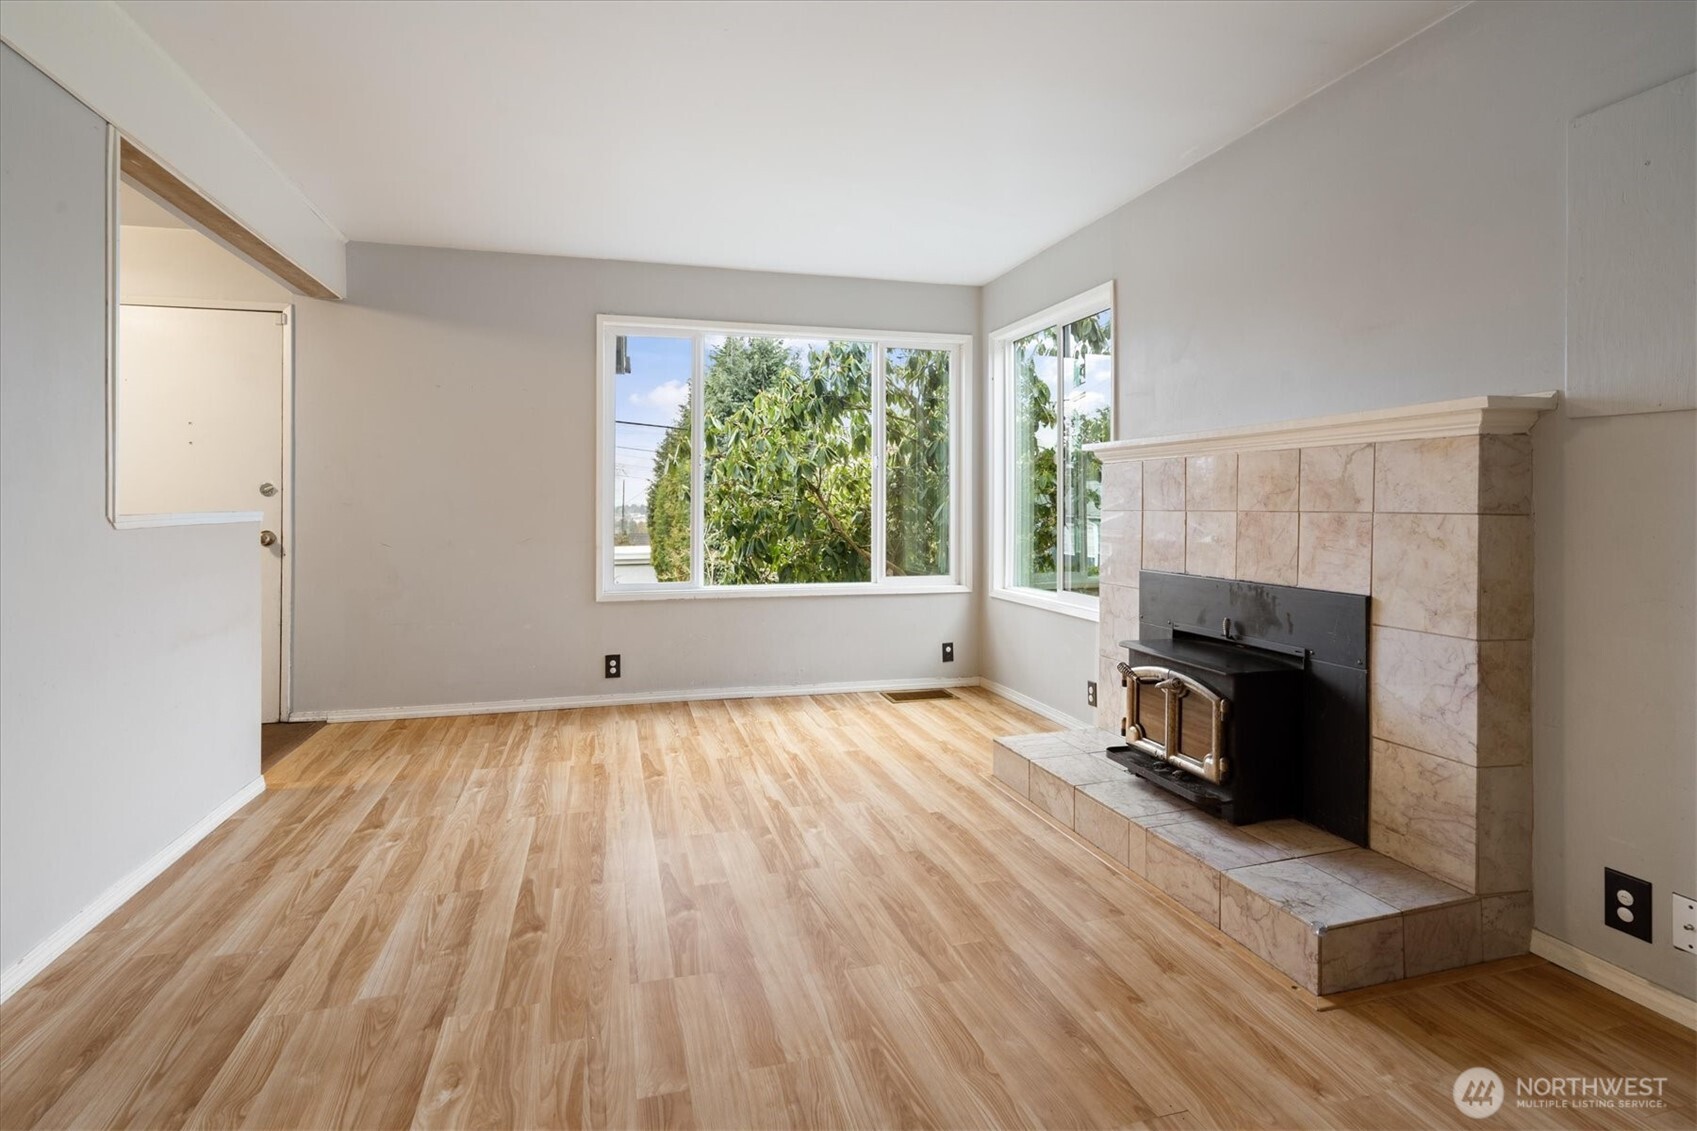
[{"x1": 992, "y1": 730, "x2": 1527, "y2": 995}]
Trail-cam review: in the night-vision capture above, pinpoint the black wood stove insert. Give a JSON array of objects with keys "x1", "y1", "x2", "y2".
[{"x1": 1108, "y1": 570, "x2": 1370, "y2": 845}]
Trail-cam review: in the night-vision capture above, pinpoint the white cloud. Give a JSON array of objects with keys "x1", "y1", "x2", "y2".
[
  {"x1": 1069, "y1": 389, "x2": 1110, "y2": 415},
  {"x1": 630, "y1": 380, "x2": 690, "y2": 413}
]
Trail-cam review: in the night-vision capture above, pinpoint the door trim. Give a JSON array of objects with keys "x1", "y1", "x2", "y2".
[{"x1": 116, "y1": 297, "x2": 297, "y2": 723}]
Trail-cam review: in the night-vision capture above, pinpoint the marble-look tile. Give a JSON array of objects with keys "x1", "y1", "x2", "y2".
[
  {"x1": 1303, "y1": 847, "x2": 1472, "y2": 911},
  {"x1": 1099, "y1": 583, "x2": 1140, "y2": 657},
  {"x1": 992, "y1": 742, "x2": 1030, "y2": 796},
  {"x1": 1220, "y1": 876, "x2": 1319, "y2": 993},
  {"x1": 1240, "y1": 819, "x2": 1355, "y2": 858},
  {"x1": 1368, "y1": 434, "x2": 1530, "y2": 517},
  {"x1": 1236, "y1": 511, "x2": 1299, "y2": 586},
  {"x1": 1053, "y1": 727, "x2": 1126, "y2": 752},
  {"x1": 1479, "y1": 891, "x2": 1533, "y2": 960},
  {"x1": 1095, "y1": 651, "x2": 1124, "y2": 734},
  {"x1": 1370, "y1": 738, "x2": 1477, "y2": 892},
  {"x1": 1186, "y1": 454, "x2": 1238, "y2": 511},
  {"x1": 1479, "y1": 435, "x2": 1533, "y2": 515},
  {"x1": 1374, "y1": 436, "x2": 1481, "y2": 515},
  {"x1": 1146, "y1": 836, "x2": 1222, "y2": 925},
  {"x1": 1143, "y1": 458, "x2": 1186, "y2": 511},
  {"x1": 1103, "y1": 461, "x2": 1143, "y2": 512},
  {"x1": 1024, "y1": 752, "x2": 1123, "y2": 788},
  {"x1": 997, "y1": 732, "x2": 1073, "y2": 758},
  {"x1": 1143, "y1": 510, "x2": 1186, "y2": 572},
  {"x1": 1371, "y1": 626, "x2": 1473, "y2": 761},
  {"x1": 1403, "y1": 900, "x2": 1482, "y2": 977},
  {"x1": 1318, "y1": 917, "x2": 1404, "y2": 993},
  {"x1": 1100, "y1": 508, "x2": 1141, "y2": 582},
  {"x1": 1079, "y1": 777, "x2": 1196, "y2": 822},
  {"x1": 1125, "y1": 823, "x2": 1150, "y2": 875},
  {"x1": 1478, "y1": 515, "x2": 1533, "y2": 641},
  {"x1": 1371, "y1": 513, "x2": 1478, "y2": 637},
  {"x1": 1477, "y1": 640, "x2": 1533, "y2": 766},
  {"x1": 1185, "y1": 512, "x2": 1236, "y2": 579},
  {"x1": 1029, "y1": 764, "x2": 1076, "y2": 826},
  {"x1": 1148, "y1": 818, "x2": 1291, "y2": 872},
  {"x1": 1476, "y1": 765, "x2": 1532, "y2": 894},
  {"x1": 1301, "y1": 443, "x2": 1374, "y2": 512},
  {"x1": 1238, "y1": 449, "x2": 1300, "y2": 512},
  {"x1": 1372, "y1": 630, "x2": 1529, "y2": 767},
  {"x1": 1074, "y1": 792, "x2": 1130, "y2": 866},
  {"x1": 1224, "y1": 858, "x2": 1401, "y2": 928},
  {"x1": 1299, "y1": 512, "x2": 1373, "y2": 594},
  {"x1": 1137, "y1": 808, "x2": 1212, "y2": 829}
]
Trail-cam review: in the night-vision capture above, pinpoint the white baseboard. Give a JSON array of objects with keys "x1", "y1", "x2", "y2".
[
  {"x1": 294, "y1": 676, "x2": 1093, "y2": 729},
  {"x1": 1530, "y1": 930, "x2": 1696, "y2": 1029},
  {"x1": 291, "y1": 676, "x2": 984, "y2": 724},
  {"x1": 977, "y1": 678, "x2": 1093, "y2": 729},
  {"x1": 0, "y1": 775, "x2": 266, "y2": 1003}
]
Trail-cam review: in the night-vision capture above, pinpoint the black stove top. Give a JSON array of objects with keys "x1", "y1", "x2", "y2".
[{"x1": 1120, "y1": 634, "x2": 1305, "y2": 677}]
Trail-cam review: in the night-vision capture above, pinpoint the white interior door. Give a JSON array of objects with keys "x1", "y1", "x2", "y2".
[{"x1": 118, "y1": 304, "x2": 286, "y2": 721}]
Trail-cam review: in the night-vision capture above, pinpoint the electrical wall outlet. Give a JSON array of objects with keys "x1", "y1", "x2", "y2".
[
  {"x1": 1604, "y1": 868, "x2": 1652, "y2": 942},
  {"x1": 1673, "y1": 893, "x2": 1696, "y2": 954},
  {"x1": 1087, "y1": 681, "x2": 1098, "y2": 707},
  {"x1": 604, "y1": 654, "x2": 621, "y2": 679},
  {"x1": 941, "y1": 642, "x2": 954, "y2": 662}
]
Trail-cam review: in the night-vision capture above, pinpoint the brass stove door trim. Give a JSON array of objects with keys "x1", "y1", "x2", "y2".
[{"x1": 1117, "y1": 663, "x2": 1230, "y2": 784}]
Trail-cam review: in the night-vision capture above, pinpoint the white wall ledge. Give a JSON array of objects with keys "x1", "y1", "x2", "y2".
[
  {"x1": 112, "y1": 510, "x2": 262, "y2": 530},
  {"x1": 1087, "y1": 392, "x2": 1560, "y2": 463},
  {"x1": 989, "y1": 586, "x2": 1100, "y2": 623}
]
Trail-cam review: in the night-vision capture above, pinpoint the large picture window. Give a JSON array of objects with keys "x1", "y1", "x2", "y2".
[
  {"x1": 599, "y1": 317, "x2": 967, "y2": 599},
  {"x1": 991, "y1": 284, "x2": 1114, "y2": 617}
]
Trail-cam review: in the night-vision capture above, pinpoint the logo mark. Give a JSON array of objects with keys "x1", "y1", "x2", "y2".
[{"x1": 1454, "y1": 1068, "x2": 1505, "y2": 1118}]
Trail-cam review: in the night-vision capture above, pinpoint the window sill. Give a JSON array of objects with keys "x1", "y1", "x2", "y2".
[
  {"x1": 989, "y1": 586, "x2": 1100, "y2": 622},
  {"x1": 597, "y1": 581, "x2": 971, "y2": 603},
  {"x1": 111, "y1": 511, "x2": 263, "y2": 530}
]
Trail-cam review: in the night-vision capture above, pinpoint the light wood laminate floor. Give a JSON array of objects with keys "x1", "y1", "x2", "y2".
[{"x1": 1, "y1": 689, "x2": 1691, "y2": 1129}]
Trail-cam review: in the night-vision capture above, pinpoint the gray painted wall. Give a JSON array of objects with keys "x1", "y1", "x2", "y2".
[
  {"x1": 0, "y1": 47, "x2": 260, "y2": 973},
  {"x1": 289, "y1": 244, "x2": 978, "y2": 714},
  {"x1": 979, "y1": 0, "x2": 1695, "y2": 996},
  {"x1": 1531, "y1": 409, "x2": 1694, "y2": 997}
]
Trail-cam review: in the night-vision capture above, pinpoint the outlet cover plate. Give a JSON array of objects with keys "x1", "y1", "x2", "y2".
[
  {"x1": 1605, "y1": 868, "x2": 1653, "y2": 942},
  {"x1": 941, "y1": 642, "x2": 954, "y2": 662},
  {"x1": 1674, "y1": 893, "x2": 1696, "y2": 955},
  {"x1": 1087, "y1": 681, "x2": 1098, "y2": 707}
]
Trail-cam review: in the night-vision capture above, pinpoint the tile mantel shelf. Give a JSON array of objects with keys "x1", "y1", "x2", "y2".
[{"x1": 1086, "y1": 392, "x2": 1560, "y2": 463}]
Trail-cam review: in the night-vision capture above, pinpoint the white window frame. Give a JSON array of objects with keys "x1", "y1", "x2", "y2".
[
  {"x1": 596, "y1": 314, "x2": 972, "y2": 602},
  {"x1": 988, "y1": 282, "x2": 1116, "y2": 622}
]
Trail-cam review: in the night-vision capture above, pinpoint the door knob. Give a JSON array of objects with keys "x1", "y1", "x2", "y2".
[
  {"x1": 259, "y1": 530, "x2": 278, "y2": 547},
  {"x1": 259, "y1": 482, "x2": 277, "y2": 497}
]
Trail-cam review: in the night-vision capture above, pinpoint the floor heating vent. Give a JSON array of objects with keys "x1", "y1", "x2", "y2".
[{"x1": 882, "y1": 688, "x2": 957, "y2": 703}]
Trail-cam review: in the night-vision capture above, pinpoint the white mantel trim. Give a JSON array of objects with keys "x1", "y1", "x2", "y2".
[{"x1": 1087, "y1": 392, "x2": 1560, "y2": 463}]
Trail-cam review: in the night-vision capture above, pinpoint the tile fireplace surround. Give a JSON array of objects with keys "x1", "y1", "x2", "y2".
[{"x1": 995, "y1": 393, "x2": 1559, "y2": 995}]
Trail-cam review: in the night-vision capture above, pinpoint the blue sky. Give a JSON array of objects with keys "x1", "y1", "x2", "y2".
[
  {"x1": 614, "y1": 335, "x2": 692, "y2": 502},
  {"x1": 618, "y1": 335, "x2": 693, "y2": 427}
]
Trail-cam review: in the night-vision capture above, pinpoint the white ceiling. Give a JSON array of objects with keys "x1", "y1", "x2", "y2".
[{"x1": 119, "y1": 0, "x2": 1462, "y2": 285}]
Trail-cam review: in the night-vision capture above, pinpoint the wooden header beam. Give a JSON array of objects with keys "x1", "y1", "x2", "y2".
[{"x1": 118, "y1": 139, "x2": 338, "y2": 301}]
